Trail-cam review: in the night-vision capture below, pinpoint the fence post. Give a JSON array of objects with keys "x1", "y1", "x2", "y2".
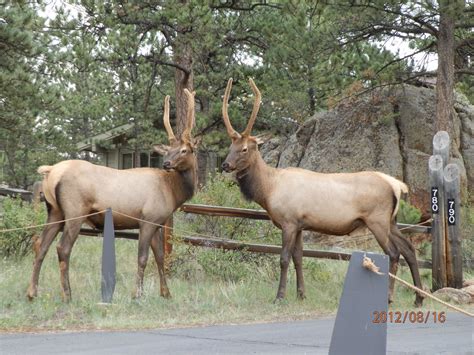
[
  {"x1": 444, "y1": 164, "x2": 463, "y2": 289},
  {"x1": 101, "y1": 208, "x2": 116, "y2": 303},
  {"x1": 429, "y1": 155, "x2": 447, "y2": 290}
]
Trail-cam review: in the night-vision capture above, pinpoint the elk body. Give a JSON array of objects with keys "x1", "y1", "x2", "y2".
[
  {"x1": 221, "y1": 78, "x2": 424, "y2": 306},
  {"x1": 27, "y1": 90, "x2": 199, "y2": 302}
]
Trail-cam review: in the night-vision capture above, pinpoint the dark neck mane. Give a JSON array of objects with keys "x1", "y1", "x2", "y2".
[
  {"x1": 236, "y1": 154, "x2": 272, "y2": 208},
  {"x1": 168, "y1": 163, "x2": 197, "y2": 207}
]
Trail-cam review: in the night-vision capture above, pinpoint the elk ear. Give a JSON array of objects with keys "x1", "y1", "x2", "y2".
[
  {"x1": 153, "y1": 144, "x2": 170, "y2": 155},
  {"x1": 254, "y1": 133, "x2": 271, "y2": 146}
]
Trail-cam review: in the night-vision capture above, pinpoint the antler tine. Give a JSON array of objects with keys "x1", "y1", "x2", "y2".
[
  {"x1": 163, "y1": 95, "x2": 176, "y2": 144},
  {"x1": 242, "y1": 78, "x2": 261, "y2": 137},
  {"x1": 182, "y1": 88, "x2": 195, "y2": 141},
  {"x1": 222, "y1": 78, "x2": 240, "y2": 139}
]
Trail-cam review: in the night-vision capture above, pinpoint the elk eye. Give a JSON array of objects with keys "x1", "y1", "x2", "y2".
[
  {"x1": 242, "y1": 147, "x2": 248, "y2": 153},
  {"x1": 181, "y1": 149, "x2": 187, "y2": 154}
]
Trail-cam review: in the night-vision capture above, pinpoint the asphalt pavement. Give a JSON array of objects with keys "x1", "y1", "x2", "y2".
[{"x1": 0, "y1": 312, "x2": 472, "y2": 354}]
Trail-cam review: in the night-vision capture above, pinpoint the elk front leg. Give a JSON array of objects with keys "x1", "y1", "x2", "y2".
[
  {"x1": 275, "y1": 225, "x2": 297, "y2": 301},
  {"x1": 150, "y1": 228, "x2": 170, "y2": 298},
  {"x1": 134, "y1": 223, "x2": 157, "y2": 299},
  {"x1": 292, "y1": 230, "x2": 305, "y2": 300}
]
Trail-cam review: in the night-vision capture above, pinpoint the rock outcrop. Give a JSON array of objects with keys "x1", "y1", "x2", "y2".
[{"x1": 261, "y1": 85, "x2": 474, "y2": 212}]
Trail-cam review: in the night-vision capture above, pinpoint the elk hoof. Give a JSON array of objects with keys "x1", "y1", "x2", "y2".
[
  {"x1": 297, "y1": 292, "x2": 306, "y2": 300},
  {"x1": 414, "y1": 295, "x2": 424, "y2": 307},
  {"x1": 26, "y1": 288, "x2": 37, "y2": 301},
  {"x1": 273, "y1": 296, "x2": 285, "y2": 304},
  {"x1": 160, "y1": 288, "x2": 171, "y2": 299}
]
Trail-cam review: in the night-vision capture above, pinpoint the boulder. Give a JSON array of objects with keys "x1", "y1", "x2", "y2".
[
  {"x1": 261, "y1": 85, "x2": 474, "y2": 212},
  {"x1": 462, "y1": 279, "x2": 474, "y2": 288},
  {"x1": 432, "y1": 287, "x2": 472, "y2": 304},
  {"x1": 462, "y1": 285, "x2": 474, "y2": 302}
]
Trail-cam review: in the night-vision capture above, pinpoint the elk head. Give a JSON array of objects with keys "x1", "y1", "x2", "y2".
[
  {"x1": 221, "y1": 78, "x2": 265, "y2": 174},
  {"x1": 154, "y1": 89, "x2": 200, "y2": 172}
]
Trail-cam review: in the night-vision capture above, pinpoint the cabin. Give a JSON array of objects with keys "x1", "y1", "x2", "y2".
[{"x1": 77, "y1": 124, "x2": 220, "y2": 184}]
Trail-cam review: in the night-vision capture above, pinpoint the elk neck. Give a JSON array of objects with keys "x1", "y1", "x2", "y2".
[
  {"x1": 236, "y1": 153, "x2": 274, "y2": 209},
  {"x1": 167, "y1": 162, "x2": 197, "y2": 207}
]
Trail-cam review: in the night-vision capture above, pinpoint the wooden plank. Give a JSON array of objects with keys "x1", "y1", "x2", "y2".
[
  {"x1": 444, "y1": 163, "x2": 463, "y2": 289},
  {"x1": 429, "y1": 155, "x2": 447, "y2": 290},
  {"x1": 181, "y1": 204, "x2": 431, "y2": 233}
]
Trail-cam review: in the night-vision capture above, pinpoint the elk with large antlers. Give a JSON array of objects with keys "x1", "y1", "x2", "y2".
[
  {"x1": 27, "y1": 90, "x2": 199, "y2": 302},
  {"x1": 221, "y1": 78, "x2": 424, "y2": 306}
]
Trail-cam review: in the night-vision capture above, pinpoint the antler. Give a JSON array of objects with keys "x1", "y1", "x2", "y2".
[
  {"x1": 163, "y1": 95, "x2": 176, "y2": 144},
  {"x1": 182, "y1": 88, "x2": 195, "y2": 142},
  {"x1": 222, "y1": 78, "x2": 241, "y2": 139},
  {"x1": 241, "y1": 78, "x2": 261, "y2": 137}
]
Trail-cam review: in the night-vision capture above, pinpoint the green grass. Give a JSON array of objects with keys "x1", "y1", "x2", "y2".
[{"x1": 2, "y1": 236, "x2": 470, "y2": 332}]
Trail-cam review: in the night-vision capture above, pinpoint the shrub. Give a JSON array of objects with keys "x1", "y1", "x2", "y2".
[
  {"x1": 0, "y1": 197, "x2": 46, "y2": 258},
  {"x1": 397, "y1": 200, "x2": 421, "y2": 225}
]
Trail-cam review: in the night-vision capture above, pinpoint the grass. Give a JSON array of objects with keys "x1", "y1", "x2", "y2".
[{"x1": 2, "y1": 236, "x2": 471, "y2": 332}]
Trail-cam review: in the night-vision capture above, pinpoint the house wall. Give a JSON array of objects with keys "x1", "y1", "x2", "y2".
[{"x1": 106, "y1": 149, "x2": 119, "y2": 169}]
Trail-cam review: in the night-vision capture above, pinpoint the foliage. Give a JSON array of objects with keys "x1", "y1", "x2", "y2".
[
  {"x1": 174, "y1": 173, "x2": 280, "y2": 244},
  {"x1": 0, "y1": 197, "x2": 46, "y2": 258},
  {"x1": 397, "y1": 200, "x2": 422, "y2": 225}
]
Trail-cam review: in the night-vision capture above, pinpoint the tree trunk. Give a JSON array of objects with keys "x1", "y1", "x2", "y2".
[
  {"x1": 173, "y1": 40, "x2": 193, "y2": 137},
  {"x1": 435, "y1": 1, "x2": 456, "y2": 134}
]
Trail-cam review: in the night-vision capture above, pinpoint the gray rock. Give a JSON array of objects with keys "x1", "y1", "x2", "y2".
[
  {"x1": 262, "y1": 85, "x2": 474, "y2": 210},
  {"x1": 432, "y1": 287, "x2": 472, "y2": 304}
]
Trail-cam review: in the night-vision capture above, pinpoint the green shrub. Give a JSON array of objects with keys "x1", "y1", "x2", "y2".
[
  {"x1": 397, "y1": 200, "x2": 421, "y2": 225},
  {"x1": 174, "y1": 173, "x2": 280, "y2": 245},
  {"x1": 0, "y1": 197, "x2": 46, "y2": 258}
]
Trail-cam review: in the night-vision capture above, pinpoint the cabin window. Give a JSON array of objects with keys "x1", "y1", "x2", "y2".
[
  {"x1": 122, "y1": 153, "x2": 133, "y2": 169},
  {"x1": 140, "y1": 152, "x2": 149, "y2": 167}
]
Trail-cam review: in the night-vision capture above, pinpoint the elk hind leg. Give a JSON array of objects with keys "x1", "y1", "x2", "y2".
[
  {"x1": 56, "y1": 218, "x2": 83, "y2": 302},
  {"x1": 27, "y1": 209, "x2": 64, "y2": 300},
  {"x1": 390, "y1": 225, "x2": 424, "y2": 307},
  {"x1": 366, "y1": 221, "x2": 400, "y2": 304},
  {"x1": 150, "y1": 228, "x2": 170, "y2": 298}
]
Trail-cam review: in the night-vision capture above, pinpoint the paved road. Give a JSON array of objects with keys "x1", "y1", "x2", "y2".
[{"x1": 1, "y1": 312, "x2": 472, "y2": 354}]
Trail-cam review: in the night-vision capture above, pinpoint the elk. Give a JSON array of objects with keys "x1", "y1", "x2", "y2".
[
  {"x1": 221, "y1": 78, "x2": 424, "y2": 306},
  {"x1": 27, "y1": 90, "x2": 199, "y2": 302}
]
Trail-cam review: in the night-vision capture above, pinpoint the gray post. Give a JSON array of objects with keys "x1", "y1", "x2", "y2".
[
  {"x1": 431, "y1": 131, "x2": 450, "y2": 290},
  {"x1": 329, "y1": 252, "x2": 388, "y2": 355},
  {"x1": 433, "y1": 131, "x2": 450, "y2": 165},
  {"x1": 101, "y1": 208, "x2": 116, "y2": 303},
  {"x1": 444, "y1": 164, "x2": 463, "y2": 289},
  {"x1": 429, "y1": 155, "x2": 447, "y2": 290}
]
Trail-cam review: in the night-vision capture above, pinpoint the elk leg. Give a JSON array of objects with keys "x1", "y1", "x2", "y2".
[
  {"x1": 275, "y1": 225, "x2": 297, "y2": 301},
  {"x1": 390, "y1": 225, "x2": 424, "y2": 307},
  {"x1": 366, "y1": 221, "x2": 401, "y2": 304},
  {"x1": 27, "y1": 210, "x2": 64, "y2": 300},
  {"x1": 56, "y1": 218, "x2": 83, "y2": 302},
  {"x1": 134, "y1": 223, "x2": 158, "y2": 299},
  {"x1": 292, "y1": 230, "x2": 305, "y2": 299},
  {"x1": 150, "y1": 227, "x2": 170, "y2": 298}
]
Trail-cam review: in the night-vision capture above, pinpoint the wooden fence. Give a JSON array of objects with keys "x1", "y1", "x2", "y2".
[{"x1": 80, "y1": 203, "x2": 433, "y2": 269}]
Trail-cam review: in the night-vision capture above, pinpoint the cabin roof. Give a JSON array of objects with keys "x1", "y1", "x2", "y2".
[{"x1": 77, "y1": 123, "x2": 134, "y2": 152}]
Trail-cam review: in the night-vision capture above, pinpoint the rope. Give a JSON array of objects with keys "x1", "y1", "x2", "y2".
[
  {"x1": 0, "y1": 210, "x2": 107, "y2": 233},
  {"x1": 398, "y1": 218, "x2": 432, "y2": 231},
  {"x1": 362, "y1": 256, "x2": 474, "y2": 318}
]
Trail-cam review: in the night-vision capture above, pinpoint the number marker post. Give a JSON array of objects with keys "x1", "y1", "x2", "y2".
[{"x1": 429, "y1": 155, "x2": 446, "y2": 290}]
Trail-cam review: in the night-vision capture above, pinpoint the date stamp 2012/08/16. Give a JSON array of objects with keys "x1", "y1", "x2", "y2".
[{"x1": 371, "y1": 311, "x2": 446, "y2": 324}]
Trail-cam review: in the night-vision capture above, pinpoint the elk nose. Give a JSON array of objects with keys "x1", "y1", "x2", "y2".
[
  {"x1": 221, "y1": 162, "x2": 230, "y2": 171},
  {"x1": 163, "y1": 161, "x2": 171, "y2": 169}
]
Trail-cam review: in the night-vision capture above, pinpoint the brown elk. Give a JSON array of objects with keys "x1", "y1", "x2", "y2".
[
  {"x1": 221, "y1": 78, "x2": 424, "y2": 306},
  {"x1": 27, "y1": 90, "x2": 199, "y2": 302}
]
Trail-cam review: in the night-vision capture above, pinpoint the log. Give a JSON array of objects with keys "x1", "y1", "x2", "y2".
[
  {"x1": 444, "y1": 163, "x2": 463, "y2": 289},
  {"x1": 429, "y1": 155, "x2": 447, "y2": 290}
]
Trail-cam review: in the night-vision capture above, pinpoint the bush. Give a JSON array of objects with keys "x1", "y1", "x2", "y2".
[
  {"x1": 397, "y1": 200, "x2": 421, "y2": 225},
  {"x1": 0, "y1": 197, "x2": 46, "y2": 258},
  {"x1": 174, "y1": 173, "x2": 280, "y2": 245}
]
